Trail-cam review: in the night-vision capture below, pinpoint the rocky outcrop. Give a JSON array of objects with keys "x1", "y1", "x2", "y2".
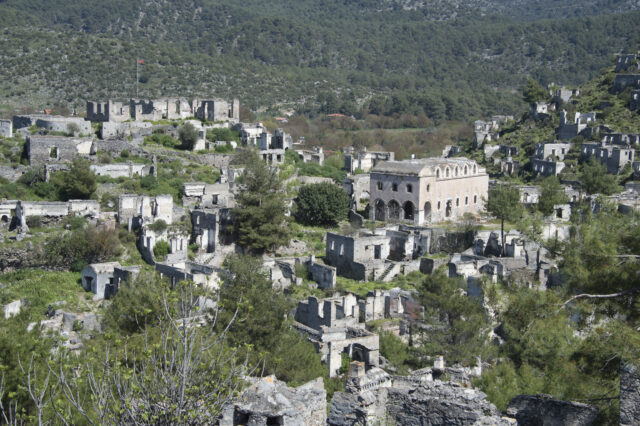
[
  {"x1": 329, "y1": 379, "x2": 511, "y2": 426},
  {"x1": 220, "y1": 376, "x2": 326, "y2": 426},
  {"x1": 385, "y1": 381, "x2": 510, "y2": 426},
  {"x1": 620, "y1": 362, "x2": 640, "y2": 426},
  {"x1": 506, "y1": 394, "x2": 598, "y2": 426}
]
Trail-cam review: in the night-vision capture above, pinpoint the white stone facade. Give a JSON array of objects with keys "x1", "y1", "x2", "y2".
[{"x1": 369, "y1": 157, "x2": 488, "y2": 225}]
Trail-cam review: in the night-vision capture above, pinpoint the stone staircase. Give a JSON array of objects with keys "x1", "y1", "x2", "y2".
[{"x1": 378, "y1": 262, "x2": 397, "y2": 282}]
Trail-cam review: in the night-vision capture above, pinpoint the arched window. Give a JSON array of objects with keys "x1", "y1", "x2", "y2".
[
  {"x1": 437, "y1": 201, "x2": 441, "y2": 210},
  {"x1": 465, "y1": 196, "x2": 468, "y2": 205},
  {"x1": 377, "y1": 181, "x2": 383, "y2": 190},
  {"x1": 427, "y1": 184, "x2": 431, "y2": 192},
  {"x1": 473, "y1": 165, "x2": 477, "y2": 174},
  {"x1": 473, "y1": 194, "x2": 478, "y2": 204},
  {"x1": 464, "y1": 165, "x2": 468, "y2": 175},
  {"x1": 454, "y1": 167, "x2": 458, "y2": 177},
  {"x1": 456, "y1": 198, "x2": 460, "y2": 207},
  {"x1": 445, "y1": 167, "x2": 450, "y2": 177},
  {"x1": 436, "y1": 168, "x2": 440, "y2": 178}
]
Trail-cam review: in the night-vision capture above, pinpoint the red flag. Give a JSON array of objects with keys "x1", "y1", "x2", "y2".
[{"x1": 138, "y1": 59, "x2": 144, "y2": 64}]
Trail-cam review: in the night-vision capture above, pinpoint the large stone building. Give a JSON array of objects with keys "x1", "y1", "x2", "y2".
[{"x1": 369, "y1": 157, "x2": 488, "y2": 224}]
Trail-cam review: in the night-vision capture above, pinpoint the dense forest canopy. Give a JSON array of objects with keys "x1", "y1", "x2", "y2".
[{"x1": 0, "y1": 0, "x2": 638, "y2": 119}]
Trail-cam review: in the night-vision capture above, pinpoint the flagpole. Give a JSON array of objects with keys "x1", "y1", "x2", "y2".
[{"x1": 136, "y1": 59, "x2": 139, "y2": 98}]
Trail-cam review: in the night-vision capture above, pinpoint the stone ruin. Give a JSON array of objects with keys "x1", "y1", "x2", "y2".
[
  {"x1": 294, "y1": 294, "x2": 380, "y2": 377},
  {"x1": 219, "y1": 376, "x2": 326, "y2": 426},
  {"x1": 26, "y1": 135, "x2": 95, "y2": 165},
  {"x1": 0, "y1": 119, "x2": 12, "y2": 138},
  {"x1": 343, "y1": 148, "x2": 395, "y2": 173},
  {"x1": 117, "y1": 194, "x2": 174, "y2": 229},
  {"x1": 12, "y1": 115, "x2": 92, "y2": 136},
  {"x1": 328, "y1": 360, "x2": 507, "y2": 425},
  {"x1": 264, "y1": 255, "x2": 337, "y2": 290},
  {"x1": 86, "y1": 97, "x2": 239, "y2": 123},
  {"x1": 80, "y1": 262, "x2": 140, "y2": 300}
]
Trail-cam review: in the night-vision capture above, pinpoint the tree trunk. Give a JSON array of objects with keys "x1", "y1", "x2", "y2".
[{"x1": 501, "y1": 218, "x2": 505, "y2": 257}]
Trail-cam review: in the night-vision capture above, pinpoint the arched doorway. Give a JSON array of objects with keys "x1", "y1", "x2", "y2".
[
  {"x1": 374, "y1": 199, "x2": 386, "y2": 221},
  {"x1": 445, "y1": 200, "x2": 452, "y2": 218},
  {"x1": 388, "y1": 200, "x2": 400, "y2": 220},
  {"x1": 424, "y1": 201, "x2": 432, "y2": 222},
  {"x1": 403, "y1": 201, "x2": 414, "y2": 221}
]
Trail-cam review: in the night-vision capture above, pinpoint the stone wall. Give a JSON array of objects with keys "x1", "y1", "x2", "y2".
[
  {"x1": 506, "y1": 394, "x2": 598, "y2": 426},
  {"x1": 100, "y1": 121, "x2": 152, "y2": 139},
  {"x1": 0, "y1": 120, "x2": 12, "y2": 138},
  {"x1": 35, "y1": 117, "x2": 92, "y2": 135},
  {"x1": 0, "y1": 165, "x2": 26, "y2": 182},
  {"x1": 90, "y1": 163, "x2": 152, "y2": 179},
  {"x1": 26, "y1": 136, "x2": 95, "y2": 165},
  {"x1": 620, "y1": 362, "x2": 640, "y2": 426}
]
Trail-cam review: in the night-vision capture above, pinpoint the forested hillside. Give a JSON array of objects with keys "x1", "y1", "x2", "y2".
[{"x1": 0, "y1": 0, "x2": 639, "y2": 119}]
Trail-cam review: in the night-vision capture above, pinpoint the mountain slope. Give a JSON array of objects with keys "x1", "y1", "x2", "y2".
[{"x1": 0, "y1": 1, "x2": 638, "y2": 118}]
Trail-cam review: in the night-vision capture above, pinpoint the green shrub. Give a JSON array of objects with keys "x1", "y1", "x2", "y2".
[
  {"x1": 148, "y1": 219, "x2": 167, "y2": 233},
  {"x1": 153, "y1": 240, "x2": 171, "y2": 260},
  {"x1": 26, "y1": 215, "x2": 42, "y2": 228}
]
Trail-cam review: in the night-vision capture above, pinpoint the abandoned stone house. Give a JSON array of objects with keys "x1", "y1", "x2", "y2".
[
  {"x1": 190, "y1": 208, "x2": 233, "y2": 253},
  {"x1": 343, "y1": 174, "x2": 370, "y2": 210},
  {"x1": 534, "y1": 142, "x2": 572, "y2": 161},
  {"x1": 530, "y1": 158, "x2": 565, "y2": 177},
  {"x1": 236, "y1": 123, "x2": 292, "y2": 163},
  {"x1": 632, "y1": 90, "x2": 640, "y2": 111},
  {"x1": 194, "y1": 98, "x2": 240, "y2": 123},
  {"x1": 530, "y1": 101, "x2": 555, "y2": 120},
  {"x1": 325, "y1": 231, "x2": 391, "y2": 281},
  {"x1": 81, "y1": 262, "x2": 140, "y2": 300},
  {"x1": 369, "y1": 157, "x2": 488, "y2": 225},
  {"x1": 118, "y1": 194, "x2": 174, "y2": 228},
  {"x1": 601, "y1": 132, "x2": 640, "y2": 146},
  {"x1": 344, "y1": 149, "x2": 395, "y2": 173},
  {"x1": 295, "y1": 146, "x2": 324, "y2": 165},
  {"x1": 581, "y1": 141, "x2": 635, "y2": 174},
  {"x1": 551, "y1": 86, "x2": 580, "y2": 105},
  {"x1": 255, "y1": 128, "x2": 292, "y2": 164},
  {"x1": 263, "y1": 255, "x2": 337, "y2": 290},
  {"x1": 219, "y1": 376, "x2": 327, "y2": 426},
  {"x1": 86, "y1": 100, "x2": 130, "y2": 122},
  {"x1": 155, "y1": 260, "x2": 219, "y2": 289},
  {"x1": 183, "y1": 182, "x2": 235, "y2": 208},
  {"x1": 500, "y1": 158, "x2": 520, "y2": 176},
  {"x1": 324, "y1": 227, "x2": 436, "y2": 282},
  {"x1": 611, "y1": 74, "x2": 640, "y2": 94},
  {"x1": 472, "y1": 119, "x2": 499, "y2": 148},
  {"x1": 294, "y1": 294, "x2": 380, "y2": 377},
  {"x1": 0, "y1": 120, "x2": 12, "y2": 138},
  {"x1": 361, "y1": 288, "x2": 425, "y2": 322},
  {"x1": 556, "y1": 110, "x2": 596, "y2": 140},
  {"x1": 26, "y1": 136, "x2": 95, "y2": 165},
  {"x1": 615, "y1": 54, "x2": 639, "y2": 72},
  {"x1": 139, "y1": 225, "x2": 189, "y2": 264}
]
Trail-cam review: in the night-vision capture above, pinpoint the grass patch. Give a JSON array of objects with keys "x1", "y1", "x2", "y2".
[{"x1": 0, "y1": 269, "x2": 84, "y2": 322}]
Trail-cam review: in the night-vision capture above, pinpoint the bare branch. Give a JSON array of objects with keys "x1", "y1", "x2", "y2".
[{"x1": 560, "y1": 287, "x2": 640, "y2": 308}]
